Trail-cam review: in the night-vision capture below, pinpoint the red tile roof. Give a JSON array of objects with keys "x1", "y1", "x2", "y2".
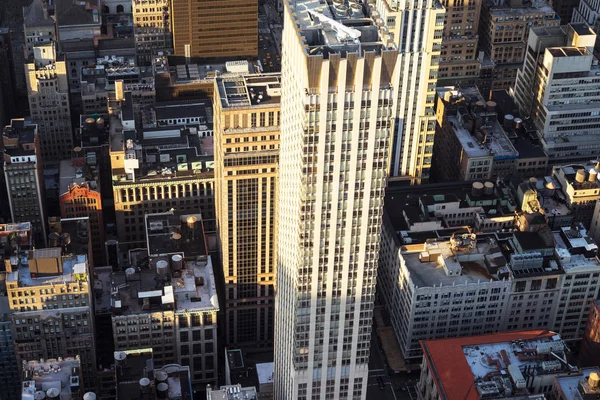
[{"x1": 420, "y1": 330, "x2": 556, "y2": 400}]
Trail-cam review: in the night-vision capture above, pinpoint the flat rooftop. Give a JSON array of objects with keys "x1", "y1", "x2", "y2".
[
  {"x1": 154, "y1": 99, "x2": 212, "y2": 125},
  {"x1": 8, "y1": 254, "x2": 88, "y2": 288},
  {"x1": 421, "y1": 330, "x2": 563, "y2": 400},
  {"x1": 208, "y1": 385, "x2": 258, "y2": 400},
  {"x1": 291, "y1": 0, "x2": 397, "y2": 57},
  {"x1": 450, "y1": 113, "x2": 518, "y2": 160},
  {"x1": 556, "y1": 367, "x2": 600, "y2": 400},
  {"x1": 59, "y1": 159, "x2": 99, "y2": 196},
  {"x1": 485, "y1": 0, "x2": 557, "y2": 16},
  {"x1": 145, "y1": 212, "x2": 207, "y2": 258},
  {"x1": 110, "y1": 257, "x2": 218, "y2": 315},
  {"x1": 22, "y1": 358, "x2": 80, "y2": 400},
  {"x1": 547, "y1": 47, "x2": 589, "y2": 58},
  {"x1": 401, "y1": 235, "x2": 507, "y2": 288},
  {"x1": 216, "y1": 74, "x2": 281, "y2": 109}
]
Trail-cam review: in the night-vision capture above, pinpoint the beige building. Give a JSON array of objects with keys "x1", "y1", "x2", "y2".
[
  {"x1": 170, "y1": 0, "x2": 258, "y2": 59},
  {"x1": 214, "y1": 73, "x2": 279, "y2": 349},
  {"x1": 25, "y1": 43, "x2": 73, "y2": 166},
  {"x1": 478, "y1": 0, "x2": 560, "y2": 91},
  {"x1": 132, "y1": 0, "x2": 172, "y2": 65},
  {"x1": 6, "y1": 249, "x2": 96, "y2": 390},
  {"x1": 109, "y1": 100, "x2": 215, "y2": 250},
  {"x1": 437, "y1": 0, "x2": 483, "y2": 87},
  {"x1": 275, "y1": 0, "x2": 399, "y2": 397},
  {"x1": 375, "y1": 0, "x2": 445, "y2": 182}
]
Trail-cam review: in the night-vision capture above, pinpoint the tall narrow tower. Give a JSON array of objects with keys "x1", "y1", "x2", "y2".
[
  {"x1": 274, "y1": 1, "x2": 398, "y2": 399},
  {"x1": 375, "y1": 0, "x2": 445, "y2": 182}
]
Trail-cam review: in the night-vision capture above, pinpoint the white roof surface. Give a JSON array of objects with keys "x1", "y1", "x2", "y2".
[{"x1": 256, "y1": 362, "x2": 274, "y2": 384}]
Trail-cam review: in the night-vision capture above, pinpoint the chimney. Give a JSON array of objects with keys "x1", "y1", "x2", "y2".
[
  {"x1": 115, "y1": 80, "x2": 124, "y2": 101},
  {"x1": 184, "y1": 44, "x2": 191, "y2": 64},
  {"x1": 4, "y1": 258, "x2": 12, "y2": 273}
]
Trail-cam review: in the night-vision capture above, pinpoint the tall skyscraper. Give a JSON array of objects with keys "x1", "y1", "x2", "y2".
[
  {"x1": 274, "y1": 2, "x2": 398, "y2": 399},
  {"x1": 214, "y1": 73, "x2": 280, "y2": 349},
  {"x1": 375, "y1": 0, "x2": 445, "y2": 182},
  {"x1": 170, "y1": 0, "x2": 258, "y2": 59}
]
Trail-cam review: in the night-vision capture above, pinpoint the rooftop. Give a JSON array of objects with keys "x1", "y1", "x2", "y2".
[
  {"x1": 384, "y1": 180, "x2": 518, "y2": 232},
  {"x1": 553, "y1": 164, "x2": 600, "y2": 191},
  {"x1": 23, "y1": 0, "x2": 55, "y2": 27},
  {"x1": 555, "y1": 367, "x2": 600, "y2": 400},
  {"x1": 401, "y1": 234, "x2": 508, "y2": 288},
  {"x1": 216, "y1": 74, "x2": 281, "y2": 109},
  {"x1": 111, "y1": 121, "x2": 214, "y2": 183},
  {"x1": 8, "y1": 254, "x2": 89, "y2": 288},
  {"x1": 21, "y1": 358, "x2": 81, "y2": 400},
  {"x1": 290, "y1": 0, "x2": 398, "y2": 58},
  {"x1": 154, "y1": 56, "x2": 257, "y2": 85},
  {"x1": 59, "y1": 159, "x2": 100, "y2": 197},
  {"x1": 109, "y1": 255, "x2": 218, "y2": 315},
  {"x1": 256, "y1": 362, "x2": 274, "y2": 385},
  {"x1": 547, "y1": 46, "x2": 589, "y2": 58},
  {"x1": 55, "y1": 0, "x2": 101, "y2": 27},
  {"x1": 208, "y1": 385, "x2": 258, "y2": 400},
  {"x1": 145, "y1": 212, "x2": 207, "y2": 258},
  {"x1": 115, "y1": 348, "x2": 192, "y2": 400},
  {"x1": 3, "y1": 119, "x2": 37, "y2": 158},
  {"x1": 154, "y1": 99, "x2": 213, "y2": 127},
  {"x1": 227, "y1": 349, "x2": 245, "y2": 371},
  {"x1": 484, "y1": 0, "x2": 557, "y2": 16},
  {"x1": 421, "y1": 330, "x2": 567, "y2": 400},
  {"x1": 437, "y1": 87, "x2": 519, "y2": 160}
]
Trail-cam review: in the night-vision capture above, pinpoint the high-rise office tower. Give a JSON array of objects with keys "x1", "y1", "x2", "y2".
[
  {"x1": 133, "y1": 0, "x2": 173, "y2": 65},
  {"x1": 375, "y1": 0, "x2": 445, "y2": 182},
  {"x1": 170, "y1": 0, "x2": 258, "y2": 59},
  {"x1": 274, "y1": 2, "x2": 398, "y2": 399},
  {"x1": 25, "y1": 42, "x2": 73, "y2": 166},
  {"x1": 214, "y1": 73, "x2": 280, "y2": 349}
]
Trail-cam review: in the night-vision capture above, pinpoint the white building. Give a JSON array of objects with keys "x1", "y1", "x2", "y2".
[
  {"x1": 378, "y1": 228, "x2": 513, "y2": 360},
  {"x1": 572, "y1": 0, "x2": 600, "y2": 45},
  {"x1": 379, "y1": 214, "x2": 600, "y2": 362},
  {"x1": 552, "y1": 226, "x2": 600, "y2": 342},
  {"x1": 275, "y1": 0, "x2": 398, "y2": 398},
  {"x1": 375, "y1": 0, "x2": 445, "y2": 182},
  {"x1": 512, "y1": 23, "x2": 600, "y2": 165}
]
